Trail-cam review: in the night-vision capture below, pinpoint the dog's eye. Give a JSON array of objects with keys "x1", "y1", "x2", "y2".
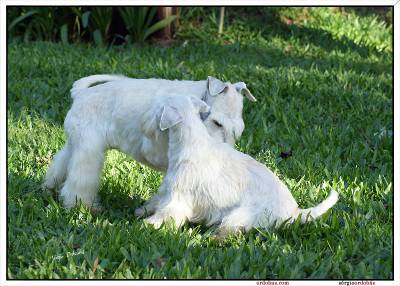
[{"x1": 213, "y1": 120, "x2": 223, "y2": 128}]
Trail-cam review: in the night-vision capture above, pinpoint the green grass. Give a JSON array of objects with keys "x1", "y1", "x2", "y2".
[{"x1": 7, "y1": 7, "x2": 393, "y2": 279}]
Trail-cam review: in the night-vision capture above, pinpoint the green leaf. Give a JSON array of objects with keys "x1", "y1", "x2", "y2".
[
  {"x1": 23, "y1": 23, "x2": 33, "y2": 42},
  {"x1": 60, "y1": 24, "x2": 68, "y2": 44},
  {"x1": 144, "y1": 7, "x2": 158, "y2": 29},
  {"x1": 143, "y1": 15, "x2": 177, "y2": 40},
  {"x1": 8, "y1": 10, "x2": 38, "y2": 32},
  {"x1": 93, "y1": 29, "x2": 103, "y2": 46},
  {"x1": 138, "y1": 7, "x2": 148, "y2": 31},
  {"x1": 227, "y1": 254, "x2": 241, "y2": 278},
  {"x1": 82, "y1": 11, "x2": 91, "y2": 28},
  {"x1": 120, "y1": 247, "x2": 130, "y2": 261}
]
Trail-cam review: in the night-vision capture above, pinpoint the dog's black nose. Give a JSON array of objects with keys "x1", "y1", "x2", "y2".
[{"x1": 200, "y1": 111, "x2": 211, "y2": 121}]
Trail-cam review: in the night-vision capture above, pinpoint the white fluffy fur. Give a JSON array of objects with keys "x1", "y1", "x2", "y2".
[
  {"x1": 143, "y1": 96, "x2": 339, "y2": 234},
  {"x1": 44, "y1": 74, "x2": 254, "y2": 208}
]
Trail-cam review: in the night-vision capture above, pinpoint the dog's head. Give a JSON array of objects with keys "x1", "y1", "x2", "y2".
[
  {"x1": 201, "y1": 76, "x2": 256, "y2": 146},
  {"x1": 157, "y1": 76, "x2": 256, "y2": 146}
]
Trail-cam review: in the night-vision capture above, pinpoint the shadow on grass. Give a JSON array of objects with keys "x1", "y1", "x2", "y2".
[
  {"x1": 225, "y1": 41, "x2": 390, "y2": 77},
  {"x1": 229, "y1": 11, "x2": 391, "y2": 76},
  {"x1": 268, "y1": 21, "x2": 369, "y2": 56},
  {"x1": 7, "y1": 168, "x2": 146, "y2": 216},
  {"x1": 228, "y1": 7, "x2": 390, "y2": 57},
  {"x1": 343, "y1": 7, "x2": 392, "y2": 24}
]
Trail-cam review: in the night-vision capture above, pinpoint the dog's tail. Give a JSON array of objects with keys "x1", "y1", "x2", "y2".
[
  {"x1": 293, "y1": 190, "x2": 339, "y2": 223},
  {"x1": 71, "y1": 74, "x2": 127, "y2": 99}
]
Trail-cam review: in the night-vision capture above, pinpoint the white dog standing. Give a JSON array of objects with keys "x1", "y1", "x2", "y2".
[
  {"x1": 44, "y1": 75, "x2": 256, "y2": 209},
  {"x1": 143, "y1": 96, "x2": 339, "y2": 235}
]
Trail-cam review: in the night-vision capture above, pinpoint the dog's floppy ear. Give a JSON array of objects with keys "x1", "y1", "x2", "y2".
[
  {"x1": 207, "y1": 76, "x2": 228, "y2": 96},
  {"x1": 189, "y1": 96, "x2": 210, "y2": 113},
  {"x1": 234, "y1": 82, "x2": 257, "y2": 102},
  {"x1": 189, "y1": 96, "x2": 211, "y2": 121},
  {"x1": 159, "y1": 105, "x2": 183, "y2": 131}
]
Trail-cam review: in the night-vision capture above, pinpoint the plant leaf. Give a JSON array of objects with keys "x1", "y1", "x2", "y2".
[
  {"x1": 60, "y1": 24, "x2": 68, "y2": 44},
  {"x1": 92, "y1": 257, "x2": 99, "y2": 273},
  {"x1": 143, "y1": 15, "x2": 176, "y2": 40},
  {"x1": 93, "y1": 29, "x2": 103, "y2": 46},
  {"x1": 138, "y1": 7, "x2": 148, "y2": 31},
  {"x1": 82, "y1": 11, "x2": 91, "y2": 28},
  {"x1": 23, "y1": 22, "x2": 33, "y2": 42},
  {"x1": 8, "y1": 10, "x2": 38, "y2": 32},
  {"x1": 144, "y1": 7, "x2": 158, "y2": 29}
]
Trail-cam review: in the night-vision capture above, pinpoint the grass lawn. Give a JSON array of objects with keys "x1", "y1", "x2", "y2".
[{"x1": 7, "y1": 8, "x2": 393, "y2": 279}]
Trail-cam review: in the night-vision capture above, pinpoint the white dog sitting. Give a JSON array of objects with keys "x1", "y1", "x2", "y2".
[
  {"x1": 44, "y1": 75, "x2": 256, "y2": 209},
  {"x1": 143, "y1": 95, "x2": 339, "y2": 235}
]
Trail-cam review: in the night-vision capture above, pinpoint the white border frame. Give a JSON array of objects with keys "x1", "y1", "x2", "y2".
[{"x1": 1, "y1": 1, "x2": 398, "y2": 286}]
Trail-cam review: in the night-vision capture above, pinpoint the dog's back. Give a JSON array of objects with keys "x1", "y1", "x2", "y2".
[{"x1": 71, "y1": 75, "x2": 207, "y2": 100}]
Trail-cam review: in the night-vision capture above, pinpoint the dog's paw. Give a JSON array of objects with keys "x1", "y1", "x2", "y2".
[
  {"x1": 214, "y1": 225, "x2": 243, "y2": 241},
  {"x1": 213, "y1": 228, "x2": 228, "y2": 241},
  {"x1": 144, "y1": 215, "x2": 165, "y2": 229}
]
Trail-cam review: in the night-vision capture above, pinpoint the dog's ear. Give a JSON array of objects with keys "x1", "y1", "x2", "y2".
[
  {"x1": 207, "y1": 76, "x2": 228, "y2": 96},
  {"x1": 159, "y1": 105, "x2": 183, "y2": 131},
  {"x1": 189, "y1": 96, "x2": 210, "y2": 113},
  {"x1": 234, "y1": 82, "x2": 257, "y2": 102},
  {"x1": 190, "y1": 96, "x2": 211, "y2": 121}
]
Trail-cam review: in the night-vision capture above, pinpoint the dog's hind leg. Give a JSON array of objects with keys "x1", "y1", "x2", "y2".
[
  {"x1": 59, "y1": 139, "x2": 105, "y2": 209},
  {"x1": 135, "y1": 178, "x2": 172, "y2": 218},
  {"x1": 144, "y1": 193, "x2": 193, "y2": 229},
  {"x1": 43, "y1": 141, "x2": 72, "y2": 190},
  {"x1": 217, "y1": 206, "x2": 257, "y2": 237},
  {"x1": 134, "y1": 193, "x2": 163, "y2": 218}
]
